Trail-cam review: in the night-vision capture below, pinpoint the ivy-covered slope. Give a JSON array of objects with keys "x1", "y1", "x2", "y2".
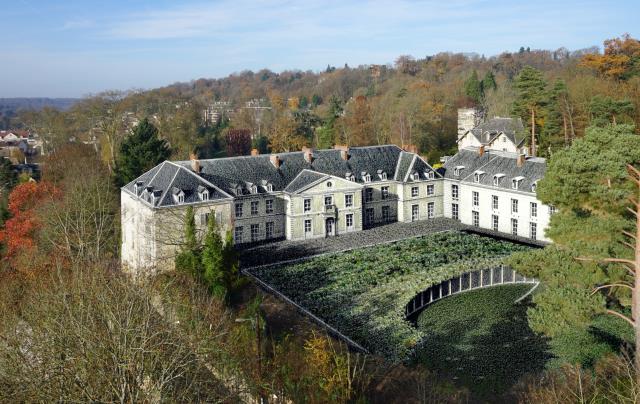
[{"x1": 250, "y1": 231, "x2": 530, "y2": 361}]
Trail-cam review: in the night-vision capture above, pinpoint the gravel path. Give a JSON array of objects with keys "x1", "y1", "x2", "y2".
[{"x1": 239, "y1": 217, "x2": 546, "y2": 269}]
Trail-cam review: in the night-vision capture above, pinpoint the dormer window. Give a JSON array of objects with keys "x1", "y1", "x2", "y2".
[
  {"x1": 345, "y1": 172, "x2": 355, "y2": 181},
  {"x1": 266, "y1": 184, "x2": 273, "y2": 192},
  {"x1": 454, "y1": 166, "x2": 464, "y2": 177},
  {"x1": 493, "y1": 173, "x2": 505, "y2": 186},
  {"x1": 172, "y1": 187, "x2": 185, "y2": 204},
  {"x1": 377, "y1": 169, "x2": 387, "y2": 180},
  {"x1": 251, "y1": 185, "x2": 258, "y2": 194},
  {"x1": 425, "y1": 171, "x2": 435, "y2": 180},
  {"x1": 230, "y1": 183, "x2": 243, "y2": 196},
  {"x1": 198, "y1": 186, "x2": 209, "y2": 201},
  {"x1": 152, "y1": 190, "x2": 162, "y2": 205},
  {"x1": 134, "y1": 181, "x2": 144, "y2": 195},
  {"x1": 512, "y1": 176, "x2": 525, "y2": 190},
  {"x1": 531, "y1": 181, "x2": 538, "y2": 193},
  {"x1": 362, "y1": 172, "x2": 371, "y2": 183},
  {"x1": 410, "y1": 171, "x2": 419, "y2": 181},
  {"x1": 473, "y1": 171, "x2": 485, "y2": 183}
]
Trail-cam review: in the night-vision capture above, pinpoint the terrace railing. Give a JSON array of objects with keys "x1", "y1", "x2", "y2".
[{"x1": 405, "y1": 265, "x2": 538, "y2": 320}]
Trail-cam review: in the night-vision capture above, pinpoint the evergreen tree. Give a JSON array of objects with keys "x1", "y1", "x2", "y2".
[
  {"x1": 481, "y1": 71, "x2": 497, "y2": 92},
  {"x1": 464, "y1": 70, "x2": 484, "y2": 104},
  {"x1": 589, "y1": 95, "x2": 634, "y2": 127},
  {"x1": 508, "y1": 124, "x2": 640, "y2": 365},
  {"x1": 175, "y1": 206, "x2": 200, "y2": 276},
  {"x1": 114, "y1": 118, "x2": 171, "y2": 186},
  {"x1": 0, "y1": 158, "x2": 17, "y2": 194},
  {"x1": 513, "y1": 66, "x2": 548, "y2": 156},
  {"x1": 201, "y1": 215, "x2": 225, "y2": 297},
  {"x1": 221, "y1": 230, "x2": 243, "y2": 300},
  {"x1": 542, "y1": 79, "x2": 570, "y2": 151}
]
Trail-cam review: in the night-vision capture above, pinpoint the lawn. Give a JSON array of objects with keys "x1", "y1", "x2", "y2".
[
  {"x1": 413, "y1": 284, "x2": 549, "y2": 399},
  {"x1": 249, "y1": 231, "x2": 531, "y2": 361}
]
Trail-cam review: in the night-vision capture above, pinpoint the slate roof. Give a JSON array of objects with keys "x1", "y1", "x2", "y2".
[
  {"x1": 464, "y1": 117, "x2": 525, "y2": 146},
  {"x1": 284, "y1": 170, "x2": 328, "y2": 193},
  {"x1": 442, "y1": 147, "x2": 546, "y2": 194},
  {"x1": 123, "y1": 145, "x2": 439, "y2": 208}
]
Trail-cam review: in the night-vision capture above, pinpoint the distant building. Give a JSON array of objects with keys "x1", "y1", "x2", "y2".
[
  {"x1": 457, "y1": 109, "x2": 526, "y2": 155},
  {"x1": 203, "y1": 101, "x2": 233, "y2": 125},
  {"x1": 0, "y1": 130, "x2": 29, "y2": 143}
]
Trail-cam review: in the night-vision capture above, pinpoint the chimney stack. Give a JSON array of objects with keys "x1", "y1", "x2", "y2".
[
  {"x1": 517, "y1": 153, "x2": 526, "y2": 168},
  {"x1": 402, "y1": 144, "x2": 418, "y2": 154},
  {"x1": 270, "y1": 154, "x2": 281, "y2": 168},
  {"x1": 478, "y1": 145, "x2": 485, "y2": 156},
  {"x1": 302, "y1": 146, "x2": 314, "y2": 163},
  {"x1": 251, "y1": 148, "x2": 259, "y2": 156},
  {"x1": 334, "y1": 144, "x2": 350, "y2": 160},
  {"x1": 190, "y1": 151, "x2": 201, "y2": 173}
]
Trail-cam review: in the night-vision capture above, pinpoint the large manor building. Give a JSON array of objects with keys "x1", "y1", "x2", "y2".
[{"x1": 121, "y1": 111, "x2": 552, "y2": 274}]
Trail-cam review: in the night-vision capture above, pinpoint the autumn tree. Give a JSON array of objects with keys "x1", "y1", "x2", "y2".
[
  {"x1": 395, "y1": 55, "x2": 420, "y2": 76},
  {"x1": 224, "y1": 128, "x2": 252, "y2": 156},
  {"x1": 513, "y1": 66, "x2": 548, "y2": 156},
  {"x1": 343, "y1": 95, "x2": 373, "y2": 146},
  {"x1": 581, "y1": 34, "x2": 640, "y2": 80},
  {"x1": 508, "y1": 124, "x2": 640, "y2": 366},
  {"x1": 114, "y1": 118, "x2": 171, "y2": 187}
]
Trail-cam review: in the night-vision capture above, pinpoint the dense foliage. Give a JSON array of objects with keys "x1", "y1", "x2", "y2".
[
  {"x1": 414, "y1": 284, "x2": 547, "y2": 399},
  {"x1": 508, "y1": 124, "x2": 640, "y2": 365},
  {"x1": 250, "y1": 231, "x2": 529, "y2": 361}
]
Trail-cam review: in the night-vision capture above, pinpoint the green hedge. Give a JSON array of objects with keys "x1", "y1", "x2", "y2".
[{"x1": 251, "y1": 231, "x2": 530, "y2": 361}]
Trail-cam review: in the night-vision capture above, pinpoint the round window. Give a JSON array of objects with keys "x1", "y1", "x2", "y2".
[{"x1": 327, "y1": 181, "x2": 333, "y2": 188}]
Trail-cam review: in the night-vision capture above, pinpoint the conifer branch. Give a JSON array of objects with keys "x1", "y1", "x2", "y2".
[{"x1": 605, "y1": 309, "x2": 635, "y2": 328}]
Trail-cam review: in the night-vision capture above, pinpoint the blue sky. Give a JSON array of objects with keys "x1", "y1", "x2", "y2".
[{"x1": 2, "y1": 0, "x2": 638, "y2": 97}]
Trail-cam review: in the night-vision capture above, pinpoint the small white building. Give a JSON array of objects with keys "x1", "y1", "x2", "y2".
[{"x1": 457, "y1": 115, "x2": 527, "y2": 155}]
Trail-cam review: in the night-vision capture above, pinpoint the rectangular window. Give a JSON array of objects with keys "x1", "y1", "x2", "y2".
[
  {"x1": 266, "y1": 222, "x2": 274, "y2": 239},
  {"x1": 530, "y1": 202, "x2": 537, "y2": 218},
  {"x1": 364, "y1": 188, "x2": 373, "y2": 202},
  {"x1": 492, "y1": 214, "x2": 499, "y2": 231},
  {"x1": 304, "y1": 219, "x2": 312, "y2": 234},
  {"x1": 265, "y1": 199, "x2": 274, "y2": 214},
  {"x1": 304, "y1": 198, "x2": 311, "y2": 212},
  {"x1": 472, "y1": 191, "x2": 479, "y2": 207},
  {"x1": 452, "y1": 184, "x2": 459, "y2": 200},
  {"x1": 365, "y1": 207, "x2": 374, "y2": 224},
  {"x1": 549, "y1": 205, "x2": 557, "y2": 215},
  {"x1": 472, "y1": 211, "x2": 479, "y2": 227},
  {"x1": 427, "y1": 202, "x2": 435, "y2": 218},
  {"x1": 345, "y1": 194, "x2": 353, "y2": 208},
  {"x1": 324, "y1": 195, "x2": 333, "y2": 206},
  {"x1": 382, "y1": 205, "x2": 390, "y2": 222},
  {"x1": 234, "y1": 226, "x2": 243, "y2": 243},
  {"x1": 235, "y1": 203, "x2": 243, "y2": 218},
  {"x1": 530, "y1": 222, "x2": 537, "y2": 240},
  {"x1": 200, "y1": 212, "x2": 211, "y2": 226},
  {"x1": 381, "y1": 186, "x2": 389, "y2": 200},
  {"x1": 492, "y1": 195, "x2": 498, "y2": 210},
  {"x1": 511, "y1": 198, "x2": 518, "y2": 214},
  {"x1": 251, "y1": 200, "x2": 259, "y2": 215},
  {"x1": 411, "y1": 204, "x2": 419, "y2": 221},
  {"x1": 427, "y1": 184, "x2": 434, "y2": 196},
  {"x1": 411, "y1": 186, "x2": 419, "y2": 198},
  {"x1": 250, "y1": 224, "x2": 260, "y2": 242},
  {"x1": 346, "y1": 213, "x2": 354, "y2": 229},
  {"x1": 511, "y1": 218, "x2": 518, "y2": 235},
  {"x1": 452, "y1": 203, "x2": 459, "y2": 220}
]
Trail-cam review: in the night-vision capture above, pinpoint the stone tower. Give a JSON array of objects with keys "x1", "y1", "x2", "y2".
[{"x1": 457, "y1": 108, "x2": 483, "y2": 140}]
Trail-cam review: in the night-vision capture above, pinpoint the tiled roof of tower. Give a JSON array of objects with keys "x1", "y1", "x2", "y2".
[
  {"x1": 466, "y1": 117, "x2": 525, "y2": 146},
  {"x1": 122, "y1": 145, "x2": 439, "y2": 207}
]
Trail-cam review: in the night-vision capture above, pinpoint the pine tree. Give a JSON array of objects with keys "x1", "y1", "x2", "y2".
[
  {"x1": 513, "y1": 66, "x2": 548, "y2": 156},
  {"x1": 175, "y1": 206, "x2": 200, "y2": 276},
  {"x1": 221, "y1": 230, "x2": 243, "y2": 301},
  {"x1": 201, "y1": 215, "x2": 225, "y2": 297},
  {"x1": 464, "y1": 70, "x2": 484, "y2": 104},
  {"x1": 543, "y1": 79, "x2": 570, "y2": 152},
  {"x1": 589, "y1": 95, "x2": 634, "y2": 127},
  {"x1": 481, "y1": 71, "x2": 497, "y2": 92},
  {"x1": 508, "y1": 124, "x2": 640, "y2": 365},
  {"x1": 114, "y1": 118, "x2": 171, "y2": 186}
]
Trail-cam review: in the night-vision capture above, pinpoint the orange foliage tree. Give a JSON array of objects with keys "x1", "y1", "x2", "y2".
[
  {"x1": 0, "y1": 181, "x2": 60, "y2": 264},
  {"x1": 581, "y1": 34, "x2": 640, "y2": 80}
]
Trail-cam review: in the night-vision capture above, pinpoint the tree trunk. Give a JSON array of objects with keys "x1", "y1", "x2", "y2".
[
  {"x1": 531, "y1": 108, "x2": 536, "y2": 156},
  {"x1": 563, "y1": 114, "x2": 568, "y2": 147}
]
